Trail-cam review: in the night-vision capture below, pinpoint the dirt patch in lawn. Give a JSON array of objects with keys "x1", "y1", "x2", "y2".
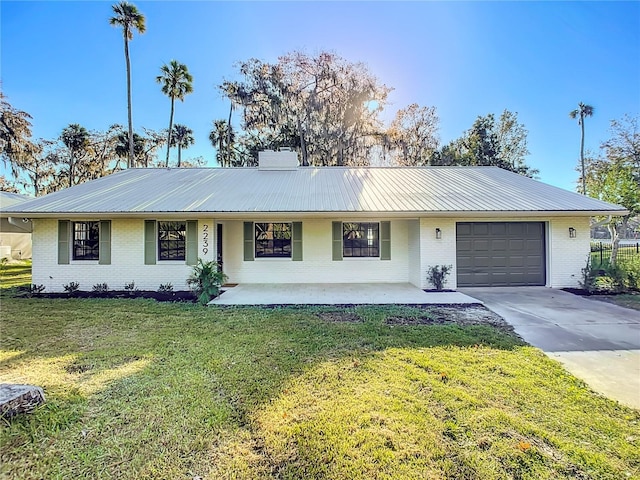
[
  {"x1": 313, "y1": 305, "x2": 519, "y2": 337},
  {"x1": 385, "y1": 305, "x2": 513, "y2": 331}
]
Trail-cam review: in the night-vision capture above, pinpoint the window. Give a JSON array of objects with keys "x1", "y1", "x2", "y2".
[
  {"x1": 343, "y1": 222, "x2": 379, "y2": 257},
  {"x1": 73, "y1": 221, "x2": 99, "y2": 260},
  {"x1": 255, "y1": 222, "x2": 292, "y2": 258},
  {"x1": 158, "y1": 221, "x2": 186, "y2": 261}
]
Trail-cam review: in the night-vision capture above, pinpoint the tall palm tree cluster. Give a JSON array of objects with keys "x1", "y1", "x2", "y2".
[{"x1": 110, "y1": 1, "x2": 194, "y2": 169}]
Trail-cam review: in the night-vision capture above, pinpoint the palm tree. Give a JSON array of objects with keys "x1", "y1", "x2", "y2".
[
  {"x1": 171, "y1": 124, "x2": 194, "y2": 167},
  {"x1": 156, "y1": 60, "x2": 193, "y2": 167},
  {"x1": 109, "y1": 1, "x2": 146, "y2": 169},
  {"x1": 114, "y1": 131, "x2": 145, "y2": 168},
  {"x1": 569, "y1": 102, "x2": 595, "y2": 195},
  {"x1": 209, "y1": 119, "x2": 235, "y2": 167},
  {"x1": 60, "y1": 123, "x2": 90, "y2": 186}
]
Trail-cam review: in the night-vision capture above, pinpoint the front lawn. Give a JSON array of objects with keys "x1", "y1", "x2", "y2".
[{"x1": 0, "y1": 270, "x2": 638, "y2": 479}]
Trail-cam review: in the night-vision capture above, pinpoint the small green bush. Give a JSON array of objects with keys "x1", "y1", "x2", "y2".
[
  {"x1": 92, "y1": 283, "x2": 109, "y2": 293},
  {"x1": 63, "y1": 282, "x2": 80, "y2": 293},
  {"x1": 187, "y1": 259, "x2": 228, "y2": 305},
  {"x1": 124, "y1": 281, "x2": 137, "y2": 291},
  {"x1": 29, "y1": 284, "x2": 45, "y2": 295},
  {"x1": 580, "y1": 256, "x2": 597, "y2": 292},
  {"x1": 427, "y1": 265, "x2": 452, "y2": 291},
  {"x1": 158, "y1": 283, "x2": 174, "y2": 293},
  {"x1": 620, "y1": 256, "x2": 640, "y2": 291},
  {"x1": 582, "y1": 253, "x2": 640, "y2": 293}
]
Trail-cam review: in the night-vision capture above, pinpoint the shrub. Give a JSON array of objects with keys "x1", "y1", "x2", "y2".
[
  {"x1": 63, "y1": 282, "x2": 80, "y2": 293},
  {"x1": 582, "y1": 253, "x2": 640, "y2": 293},
  {"x1": 124, "y1": 281, "x2": 138, "y2": 292},
  {"x1": 29, "y1": 284, "x2": 45, "y2": 295},
  {"x1": 187, "y1": 259, "x2": 228, "y2": 305},
  {"x1": 92, "y1": 283, "x2": 109, "y2": 293},
  {"x1": 579, "y1": 255, "x2": 598, "y2": 292},
  {"x1": 426, "y1": 265, "x2": 452, "y2": 291},
  {"x1": 158, "y1": 283, "x2": 174, "y2": 293},
  {"x1": 619, "y1": 256, "x2": 640, "y2": 291}
]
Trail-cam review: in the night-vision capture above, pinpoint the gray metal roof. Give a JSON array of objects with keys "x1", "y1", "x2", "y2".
[
  {"x1": 2, "y1": 166, "x2": 628, "y2": 217},
  {"x1": 0, "y1": 191, "x2": 32, "y2": 208}
]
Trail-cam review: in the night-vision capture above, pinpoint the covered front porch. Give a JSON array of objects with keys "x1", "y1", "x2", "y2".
[{"x1": 209, "y1": 283, "x2": 480, "y2": 306}]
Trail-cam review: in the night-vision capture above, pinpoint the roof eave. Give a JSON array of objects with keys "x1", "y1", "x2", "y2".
[{"x1": 3, "y1": 209, "x2": 629, "y2": 219}]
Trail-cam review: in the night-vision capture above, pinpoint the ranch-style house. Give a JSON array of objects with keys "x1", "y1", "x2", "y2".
[{"x1": 2, "y1": 151, "x2": 627, "y2": 293}]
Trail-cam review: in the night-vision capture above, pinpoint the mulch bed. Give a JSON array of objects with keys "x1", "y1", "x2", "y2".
[
  {"x1": 19, "y1": 290, "x2": 197, "y2": 303},
  {"x1": 562, "y1": 288, "x2": 608, "y2": 297},
  {"x1": 562, "y1": 287, "x2": 639, "y2": 297}
]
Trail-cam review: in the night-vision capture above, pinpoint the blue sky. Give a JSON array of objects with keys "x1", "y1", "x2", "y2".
[{"x1": 2, "y1": 1, "x2": 639, "y2": 191}]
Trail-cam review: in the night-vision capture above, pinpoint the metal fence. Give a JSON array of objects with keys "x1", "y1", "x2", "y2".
[{"x1": 590, "y1": 241, "x2": 640, "y2": 265}]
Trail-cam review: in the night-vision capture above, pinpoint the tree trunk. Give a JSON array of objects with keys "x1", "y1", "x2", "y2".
[
  {"x1": 580, "y1": 114, "x2": 586, "y2": 195},
  {"x1": 124, "y1": 33, "x2": 134, "y2": 169},
  {"x1": 297, "y1": 117, "x2": 308, "y2": 166},
  {"x1": 69, "y1": 153, "x2": 75, "y2": 187},
  {"x1": 33, "y1": 171, "x2": 40, "y2": 197},
  {"x1": 177, "y1": 145, "x2": 181, "y2": 168},
  {"x1": 609, "y1": 217, "x2": 628, "y2": 268},
  {"x1": 165, "y1": 97, "x2": 175, "y2": 167},
  {"x1": 218, "y1": 138, "x2": 225, "y2": 167},
  {"x1": 227, "y1": 102, "x2": 233, "y2": 167}
]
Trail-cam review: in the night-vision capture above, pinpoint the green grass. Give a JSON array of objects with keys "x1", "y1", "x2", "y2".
[
  {"x1": 0, "y1": 259, "x2": 31, "y2": 290},
  {"x1": 1, "y1": 265, "x2": 639, "y2": 479}
]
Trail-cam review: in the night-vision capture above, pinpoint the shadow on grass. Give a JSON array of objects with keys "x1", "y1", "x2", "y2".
[
  {"x1": 2, "y1": 299, "x2": 634, "y2": 479},
  {"x1": 0, "y1": 298, "x2": 523, "y2": 416}
]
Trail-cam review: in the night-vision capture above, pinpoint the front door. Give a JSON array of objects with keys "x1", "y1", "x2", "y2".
[{"x1": 217, "y1": 223, "x2": 223, "y2": 272}]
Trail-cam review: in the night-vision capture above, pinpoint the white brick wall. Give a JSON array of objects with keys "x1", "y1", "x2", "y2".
[
  {"x1": 407, "y1": 220, "x2": 421, "y2": 287},
  {"x1": 222, "y1": 219, "x2": 409, "y2": 284},
  {"x1": 32, "y1": 218, "x2": 215, "y2": 292},
  {"x1": 419, "y1": 218, "x2": 458, "y2": 289},
  {"x1": 417, "y1": 216, "x2": 591, "y2": 289},
  {"x1": 548, "y1": 217, "x2": 591, "y2": 288},
  {"x1": 32, "y1": 215, "x2": 592, "y2": 292}
]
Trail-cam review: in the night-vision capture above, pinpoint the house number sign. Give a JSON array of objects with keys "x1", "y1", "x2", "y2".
[{"x1": 202, "y1": 224, "x2": 209, "y2": 255}]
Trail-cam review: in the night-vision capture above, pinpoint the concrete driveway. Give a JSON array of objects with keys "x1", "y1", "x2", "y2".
[{"x1": 461, "y1": 287, "x2": 640, "y2": 409}]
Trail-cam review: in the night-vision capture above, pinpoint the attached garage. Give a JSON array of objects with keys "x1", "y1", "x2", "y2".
[{"x1": 456, "y1": 222, "x2": 546, "y2": 287}]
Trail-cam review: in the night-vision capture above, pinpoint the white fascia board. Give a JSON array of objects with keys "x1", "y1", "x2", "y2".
[{"x1": 11, "y1": 209, "x2": 629, "y2": 220}]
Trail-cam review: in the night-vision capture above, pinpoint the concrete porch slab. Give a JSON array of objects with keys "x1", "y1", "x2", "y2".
[{"x1": 209, "y1": 283, "x2": 480, "y2": 306}]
